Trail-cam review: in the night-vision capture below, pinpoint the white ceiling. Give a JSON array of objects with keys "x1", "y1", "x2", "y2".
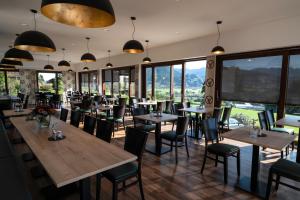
[{"x1": 0, "y1": 0, "x2": 299, "y2": 69}]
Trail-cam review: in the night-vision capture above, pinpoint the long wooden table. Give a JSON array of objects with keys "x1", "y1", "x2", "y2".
[
  {"x1": 2, "y1": 109, "x2": 32, "y2": 117},
  {"x1": 276, "y1": 115, "x2": 300, "y2": 163},
  {"x1": 134, "y1": 113, "x2": 178, "y2": 156},
  {"x1": 10, "y1": 116, "x2": 137, "y2": 200},
  {"x1": 223, "y1": 127, "x2": 295, "y2": 198}
]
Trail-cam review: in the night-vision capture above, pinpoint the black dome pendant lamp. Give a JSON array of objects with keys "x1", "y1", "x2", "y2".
[
  {"x1": 5, "y1": 35, "x2": 34, "y2": 61},
  {"x1": 0, "y1": 58, "x2": 23, "y2": 66},
  {"x1": 211, "y1": 21, "x2": 225, "y2": 55},
  {"x1": 0, "y1": 65, "x2": 16, "y2": 70},
  {"x1": 123, "y1": 17, "x2": 144, "y2": 54},
  {"x1": 106, "y1": 50, "x2": 113, "y2": 68},
  {"x1": 40, "y1": 0, "x2": 116, "y2": 28},
  {"x1": 44, "y1": 55, "x2": 54, "y2": 70},
  {"x1": 81, "y1": 37, "x2": 96, "y2": 62},
  {"x1": 58, "y1": 48, "x2": 70, "y2": 67},
  {"x1": 14, "y1": 9, "x2": 56, "y2": 52},
  {"x1": 143, "y1": 40, "x2": 151, "y2": 63}
]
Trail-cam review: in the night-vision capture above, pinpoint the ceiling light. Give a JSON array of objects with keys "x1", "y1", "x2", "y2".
[
  {"x1": 106, "y1": 50, "x2": 113, "y2": 67},
  {"x1": 41, "y1": 0, "x2": 115, "y2": 28},
  {"x1": 123, "y1": 17, "x2": 144, "y2": 54},
  {"x1": 1, "y1": 59, "x2": 23, "y2": 66},
  {"x1": 14, "y1": 9, "x2": 56, "y2": 52},
  {"x1": 58, "y1": 48, "x2": 70, "y2": 67},
  {"x1": 0, "y1": 65, "x2": 16, "y2": 70},
  {"x1": 81, "y1": 37, "x2": 96, "y2": 62},
  {"x1": 4, "y1": 47, "x2": 34, "y2": 62},
  {"x1": 67, "y1": 69, "x2": 73, "y2": 72},
  {"x1": 143, "y1": 40, "x2": 151, "y2": 63},
  {"x1": 83, "y1": 66, "x2": 89, "y2": 71},
  {"x1": 44, "y1": 55, "x2": 54, "y2": 70},
  {"x1": 211, "y1": 21, "x2": 225, "y2": 55}
]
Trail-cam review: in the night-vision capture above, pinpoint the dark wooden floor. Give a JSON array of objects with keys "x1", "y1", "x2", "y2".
[{"x1": 7, "y1": 115, "x2": 300, "y2": 200}]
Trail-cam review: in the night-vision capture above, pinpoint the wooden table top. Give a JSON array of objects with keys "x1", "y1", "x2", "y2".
[
  {"x1": 276, "y1": 116, "x2": 300, "y2": 128},
  {"x1": 134, "y1": 113, "x2": 178, "y2": 123},
  {"x1": 10, "y1": 116, "x2": 137, "y2": 188},
  {"x1": 137, "y1": 101, "x2": 157, "y2": 106},
  {"x1": 98, "y1": 105, "x2": 113, "y2": 111},
  {"x1": 2, "y1": 109, "x2": 32, "y2": 117},
  {"x1": 178, "y1": 107, "x2": 213, "y2": 114},
  {"x1": 223, "y1": 127, "x2": 295, "y2": 151}
]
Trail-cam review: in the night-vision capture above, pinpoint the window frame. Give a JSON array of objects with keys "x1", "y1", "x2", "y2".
[
  {"x1": 78, "y1": 70, "x2": 99, "y2": 94},
  {"x1": 0, "y1": 69, "x2": 19, "y2": 95},
  {"x1": 36, "y1": 70, "x2": 63, "y2": 95}
]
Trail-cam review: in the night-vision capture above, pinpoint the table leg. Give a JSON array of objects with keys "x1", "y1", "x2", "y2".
[
  {"x1": 80, "y1": 177, "x2": 91, "y2": 200},
  {"x1": 297, "y1": 128, "x2": 300, "y2": 163},
  {"x1": 251, "y1": 145, "x2": 259, "y2": 190},
  {"x1": 195, "y1": 113, "x2": 199, "y2": 139}
]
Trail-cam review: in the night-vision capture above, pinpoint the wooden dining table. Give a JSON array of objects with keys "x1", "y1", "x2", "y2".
[
  {"x1": 134, "y1": 113, "x2": 178, "y2": 156},
  {"x1": 223, "y1": 127, "x2": 295, "y2": 198},
  {"x1": 276, "y1": 115, "x2": 300, "y2": 163},
  {"x1": 10, "y1": 116, "x2": 137, "y2": 200},
  {"x1": 2, "y1": 108, "x2": 32, "y2": 117}
]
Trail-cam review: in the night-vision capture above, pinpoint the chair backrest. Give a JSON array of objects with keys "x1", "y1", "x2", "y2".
[
  {"x1": 164, "y1": 100, "x2": 173, "y2": 113},
  {"x1": 52, "y1": 94, "x2": 61, "y2": 102},
  {"x1": 96, "y1": 119, "x2": 113, "y2": 143},
  {"x1": 258, "y1": 111, "x2": 269, "y2": 130},
  {"x1": 70, "y1": 110, "x2": 81, "y2": 128},
  {"x1": 124, "y1": 127, "x2": 148, "y2": 162},
  {"x1": 156, "y1": 102, "x2": 164, "y2": 113},
  {"x1": 23, "y1": 95, "x2": 29, "y2": 109},
  {"x1": 213, "y1": 107, "x2": 223, "y2": 123},
  {"x1": 81, "y1": 98, "x2": 92, "y2": 110},
  {"x1": 202, "y1": 118, "x2": 219, "y2": 144},
  {"x1": 173, "y1": 103, "x2": 184, "y2": 116},
  {"x1": 18, "y1": 93, "x2": 25, "y2": 103},
  {"x1": 132, "y1": 107, "x2": 146, "y2": 126},
  {"x1": 83, "y1": 115, "x2": 96, "y2": 135},
  {"x1": 220, "y1": 107, "x2": 232, "y2": 123},
  {"x1": 119, "y1": 98, "x2": 127, "y2": 107},
  {"x1": 113, "y1": 105, "x2": 125, "y2": 119},
  {"x1": 266, "y1": 109, "x2": 275, "y2": 128},
  {"x1": 93, "y1": 95, "x2": 101, "y2": 104},
  {"x1": 176, "y1": 116, "x2": 190, "y2": 137},
  {"x1": 60, "y1": 108, "x2": 69, "y2": 122}
]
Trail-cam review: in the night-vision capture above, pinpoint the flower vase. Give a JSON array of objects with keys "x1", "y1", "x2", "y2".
[{"x1": 38, "y1": 115, "x2": 51, "y2": 128}]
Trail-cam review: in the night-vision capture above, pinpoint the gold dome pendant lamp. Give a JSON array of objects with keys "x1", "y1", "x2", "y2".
[
  {"x1": 81, "y1": 37, "x2": 96, "y2": 62},
  {"x1": 5, "y1": 35, "x2": 34, "y2": 62},
  {"x1": 14, "y1": 9, "x2": 56, "y2": 52},
  {"x1": 211, "y1": 21, "x2": 225, "y2": 55},
  {"x1": 106, "y1": 50, "x2": 113, "y2": 68},
  {"x1": 44, "y1": 55, "x2": 54, "y2": 70},
  {"x1": 40, "y1": 0, "x2": 115, "y2": 28},
  {"x1": 143, "y1": 40, "x2": 151, "y2": 63},
  {"x1": 123, "y1": 17, "x2": 144, "y2": 54},
  {"x1": 58, "y1": 48, "x2": 70, "y2": 67}
]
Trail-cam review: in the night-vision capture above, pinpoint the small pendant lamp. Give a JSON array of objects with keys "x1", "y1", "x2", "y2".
[
  {"x1": 58, "y1": 48, "x2": 70, "y2": 67},
  {"x1": 44, "y1": 55, "x2": 54, "y2": 70},
  {"x1": 14, "y1": 9, "x2": 56, "y2": 52},
  {"x1": 0, "y1": 58, "x2": 23, "y2": 66},
  {"x1": 5, "y1": 36, "x2": 34, "y2": 61},
  {"x1": 123, "y1": 17, "x2": 144, "y2": 54},
  {"x1": 81, "y1": 37, "x2": 96, "y2": 62},
  {"x1": 143, "y1": 40, "x2": 151, "y2": 63},
  {"x1": 40, "y1": 0, "x2": 116, "y2": 28},
  {"x1": 106, "y1": 50, "x2": 113, "y2": 68},
  {"x1": 211, "y1": 21, "x2": 225, "y2": 55}
]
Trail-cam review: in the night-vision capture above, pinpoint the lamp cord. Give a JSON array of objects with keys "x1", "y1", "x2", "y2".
[
  {"x1": 86, "y1": 38, "x2": 90, "y2": 52},
  {"x1": 146, "y1": 42, "x2": 149, "y2": 57},
  {"x1": 47, "y1": 55, "x2": 49, "y2": 65},
  {"x1": 131, "y1": 19, "x2": 135, "y2": 40},
  {"x1": 33, "y1": 12, "x2": 37, "y2": 31},
  {"x1": 217, "y1": 24, "x2": 221, "y2": 46},
  {"x1": 108, "y1": 51, "x2": 110, "y2": 62}
]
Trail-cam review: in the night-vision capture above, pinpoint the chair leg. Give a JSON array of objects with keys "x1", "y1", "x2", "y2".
[
  {"x1": 122, "y1": 181, "x2": 126, "y2": 191},
  {"x1": 237, "y1": 151, "x2": 240, "y2": 177},
  {"x1": 275, "y1": 174, "x2": 280, "y2": 191},
  {"x1": 215, "y1": 155, "x2": 218, "y2": 167},
  {"x1": 201, "y1": 150, "x2": 207, "y2": 174},
  {"x1": 138, "y1": 173, "x2": 145, "y2": 200},
  {"x1": 280, "y1": 151, "x2": 283, "y2": 158},
  {"x1": 112, "y1": 122, "x2": 115, "y2": 137},
  {"x1": 185, "y1": 136, "x2": 189, "y2": 158},
  {"x1": 116, "y1": 122, "x2": 119, "y2": 131},
  {"x1": 175, "y1": 140, "x2": 178, "y2": 164},
  {"x1": 170, "y1": 141, "x2": 173, "y2": 151},
  {"x1": 224, "y1": 157, "x2": 228, "y2": 184},
  {"x1": 112, "y1": 182, "x2": 118, "y2": 200},
  {"x1": 172, "y1": 122, "x2": 175, "y2": 131},
  {"x1": 265, "y1": 170, "x2": 274, "y2": 200},
  {"x1": 96, "y1": 174, "x2": 101, "y2": 200}
]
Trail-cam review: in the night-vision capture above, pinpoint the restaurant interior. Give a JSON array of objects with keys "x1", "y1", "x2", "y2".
[{"x1": 0, "y1": 0, "x2": 300, "y2": 200}]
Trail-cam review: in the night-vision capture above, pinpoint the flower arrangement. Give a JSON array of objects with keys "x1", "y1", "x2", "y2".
[{"x1": 31, "y1": 105, "x2": 56, "y2": 128}]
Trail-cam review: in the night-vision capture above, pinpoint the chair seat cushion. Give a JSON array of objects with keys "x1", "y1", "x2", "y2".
[
  {"x1": 103, "y1": 162, "x2": 138, "y2": 182},
  {"x1": 161, "y1": 131, "x2": 177, "y2": 141},
  {"x1": 135, "y1": 124, "x2": 156, "y2": 132},
  {"x1": 107, "y1": 117, "x2": 123, "y2": 123},
  {"x1": 271, "y1": 127, "x2": 294, "y2": 135},
  {"x1": 207, "y1": 143, "x2": 239, "y2": 156},
  {"x1": 271, "y1": 159, "x2": 300, "y2": 181}
]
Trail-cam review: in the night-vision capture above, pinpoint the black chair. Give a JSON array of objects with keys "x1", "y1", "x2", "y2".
[
  {"x1": 60, "y1": 108, "x2": 69, "y2": 122},
  {"x1": 118, "y1": 98, "x2": 127, "y2": 107},
  {"x1": 265, "y1": 159, "x2": 300, "y2": 200},
  {"x1": 161, "y1": 116, "x2": 190, "y2": 163},
  {"x1": 96, "y1": 119, "x2": 113, "y2": 143},
  {"x1": 132, "y1": 107, "x2": 156, "y2": 133},
  {"x1": 23, "y1": 95, "x2": 29, "y2": 109},
  {"x1": 70, "y1": 110, "x2": 81, "y2": 128},
  {"x1": 266, "y1": 109, "x2": 294, "y2": 136},
  {"x1": 83, "y1": 115, "x2": 96, "y2": 135},
  {"x1": 97, "y1": 127, "x2": 148, "y2": 200},
  {"x1": 107, "y1": 105, "x2": 126, "y2": 137},
  {"x1": 50, "y1": 94, "x2": 61, "y2": 109},
  {"x1": 213, "y1": 107, "x2": 223, "y2": 126},
  {"x1": 201, "y1": 118, "x2": 240, "y2": 184},
  {"x1": 164, "y1": 100, "x2": 173, "y2": 114},
  {"x1": 156, "y1": 101, "x2": 164, "y2": 113},
  {"x1": 218, "y1": 107, "x2": 232, "y2": 132}
]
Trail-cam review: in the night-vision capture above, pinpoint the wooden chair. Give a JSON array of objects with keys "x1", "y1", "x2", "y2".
[
  {"x1": 59, "y1": 108, "x2": 69, "y2": 122},
  {"x1": 96, "y1": 119, "x2": 113, "y2": 143},
  {"x1": 83, "y1": 115, "x2": 96, "y2": 135},
  {"x1": 201, "y1": 118, "x2": 240, "y2": 184},
  {"x1": 96, "y1": 127, "x2": 148, "y2": 200},
  {"x1": 161, "y1": 116, "x2": 190, "y2": 163}
]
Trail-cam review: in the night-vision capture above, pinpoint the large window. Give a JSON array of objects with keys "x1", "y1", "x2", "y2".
[
  {"x1": 79, "y1": 71, "x2": 99, "y2": 94},
  {"x1": 102, "y1": 67, "x2": 135, "y2": 98},
  {"x1": 155, "y1": 66, "x2": 171, "y2": 100},
  {"x1": 0, "y1": 71, "x2": 6, "y2": 95},
  {"x1": 146, "y1": 67, "x2": 152, "y2": 98},
  {"x1": 0, "y1": 70, "x2": 21, "y2": 96},
  {"x1": 38, "y1": 72, "x2": 63, "y2": 94},
  {"x1": 185, "y1": 60, "x2": 206, "y2": 106},
  {"x1": 173, "y1": 64, "x2": 182, "y2": 102}
]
